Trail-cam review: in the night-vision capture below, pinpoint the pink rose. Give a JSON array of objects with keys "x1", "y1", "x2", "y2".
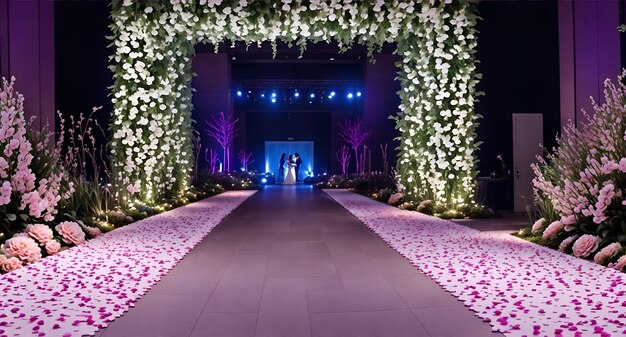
[
  {"x1": 25, "y1": 224, "x2": 53, "y2": 244},
  {"x1": 542, "y1": 220, "x2": 564, "y2": 240},
  {"x1": 0, "y1": 255, "x2": 22, "y2": 272},
  {"x1": 572, "y1": 234, "x2": 601, "y2": 258},
  {"x1": 558, "y1": 235, "x2": 578, "y2": 252},
  {"x1": 85, "y1": 226, "x2": 102, "y2": 238},
  {"x1": 1, "y1": 236, "x2": 42, "y2": 263},
  {"x1": 55, "y1": 221, "x2": 85, "y2": 245},
  {"x1": 609, "y1": 255, "x2": 626, "y2": 271},
  {"x1": 531, "y1": 218, "x2": 545, "y2": 234},
  {"x1": 388, "y1": 193, "x2": 403, "y2": 205},
  {"x1": 44, "y1": 240, "x2": 61, "y2": 255},
  {"x1": 593, "y1": 242, "x2": 622, "y2": 265}
]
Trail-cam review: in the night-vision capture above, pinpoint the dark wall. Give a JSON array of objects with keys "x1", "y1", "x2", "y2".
[
  {"x1": 55, "y1": 0, "x2": 112, "y2": 136},
  {"x1": 474, "y1": 1, "x2": 560, "y2": 177}
]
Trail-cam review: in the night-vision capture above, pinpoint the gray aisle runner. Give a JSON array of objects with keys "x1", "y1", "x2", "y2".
[{"x1": 95, "y1": 186, "x2": 502, "y2": 337}]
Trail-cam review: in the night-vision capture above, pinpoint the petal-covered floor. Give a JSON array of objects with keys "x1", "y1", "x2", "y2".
[
  {"x1": 0, "y1": 191, "x2": 255, "y2": 337},
  {"x1": 324, "y1": 189, "x2": 626, "y2": 337},
  {"x1": 93, "y1": 185, "x2": 501, "y2": 337}
]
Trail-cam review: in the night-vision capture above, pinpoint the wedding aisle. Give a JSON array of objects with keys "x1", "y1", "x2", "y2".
[
  {"x1": 0, "y1": 191, "x2": 255, "y2": 337},
  {"x1": 93, "y1": 185, "x2": 499, "y2": 337},
  {"x1": 324, "y1": 189, "x2": 626, "y2": 337}
]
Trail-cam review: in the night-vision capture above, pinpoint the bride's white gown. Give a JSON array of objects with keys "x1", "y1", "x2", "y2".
[{"x1": 283, "y1": 164, "x2": 296, "y2": 184}]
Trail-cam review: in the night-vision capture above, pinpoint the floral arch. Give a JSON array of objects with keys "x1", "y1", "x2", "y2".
[{"x1": 110, "y1": 0, "x2": 480, "y2": 208}]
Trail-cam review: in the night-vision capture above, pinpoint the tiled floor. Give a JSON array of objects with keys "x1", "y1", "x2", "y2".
[{"x1": 95, "y1": 186, "x2": 505, "y2": 337}]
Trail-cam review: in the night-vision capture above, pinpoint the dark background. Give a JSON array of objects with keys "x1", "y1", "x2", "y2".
[{"x1": 54, "y1": 0, "x2": 562, "y2": 177}]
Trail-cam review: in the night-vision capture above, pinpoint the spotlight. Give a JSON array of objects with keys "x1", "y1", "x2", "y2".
[
  {"x1": 330, "y1": 91, "x2": 336, "y2": 96},
  {"x1": 271, "y1": 92, "x2": 277, "y2": 98},
  {"x1": 271, "y1": 98, "x2": 277, "y2": 103},
  {"x1": 356, "y1": 91, "x2": 362, "y2": 97},
  {"x1": 347, "y1": 93, "x2": 354, "y2": 99},
  {"x1": 237, "y1": 91, "x2": 242, "y2": 96},
  {"x1": 310, "y1": 93, "x2": 315, "y2": 98},
  {"x1": 261, "y1": 178, "x2": 267, "y2": 184},
  {"x1": 328, "y1": 95, "x2": 333, "y2": 99},
  {"x1": 261, "y1": 93, "x2": 265, "y2": 98},
  {"x1": 294, "y1": 91, "x2": 300, "y2": 97}
]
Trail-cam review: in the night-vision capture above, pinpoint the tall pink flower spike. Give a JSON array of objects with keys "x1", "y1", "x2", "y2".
[
  {"x1": 0, "y1": 191, "x2": 256, "y2": 337},
  {"x1": 325, "y1": 190, "x2": 626, "y2": 337}
]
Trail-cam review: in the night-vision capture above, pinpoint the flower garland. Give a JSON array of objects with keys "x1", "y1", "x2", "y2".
[{"x1": 110, "y1": 0, "x2": 480, "y2": 207}]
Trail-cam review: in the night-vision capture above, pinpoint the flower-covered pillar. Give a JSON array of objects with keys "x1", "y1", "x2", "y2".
[
  {"x1": 110, "y1": 2, "x2": 194, "y2": 204},
  {"x1": 394, "y1": 2, "x2": 480, "y2": 208}
]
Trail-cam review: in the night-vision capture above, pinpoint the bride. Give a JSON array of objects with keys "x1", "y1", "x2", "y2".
[{"x1": 283, "y1": 154, "x2": 297, "y2": 184}]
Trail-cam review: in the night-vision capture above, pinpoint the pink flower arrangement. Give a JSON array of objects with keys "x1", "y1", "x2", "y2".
[
  {"x1": 44, "y1": 240, "x2": 61, "y2": 255},
  {"x1": 531, "y1": 218, "x2": 545, "y2": 234},
  {"x1": 0, "y1": 254, "x2": 22, "y2": 272},
  {"x1": 572, "y1": 235, "x2": 601, "y2": 258},
  {"x1": 55, "y1": 221, "x2": 86, "y2": 245},
  {"x1": 530, "y1": 73, "x2": 626, "y2": 266},
  {"x1": 0, "y1": 77, "x2": 71, "y2": 226},
  {"x1": 593, "y1": 242, "x2": 622, "y2": 265},
  {"x1": 1, "y1": 236, "x2": 42, "y2": 263},
  {"x1": 542, "y1": 220, "x2": 563, "y2": 240},
  {"x1": 25, "y1": 224, "x2": 54, "y2": 244}
]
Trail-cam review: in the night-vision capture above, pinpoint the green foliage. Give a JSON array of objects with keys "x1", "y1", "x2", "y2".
[
  {"x1": 62, "y1": 175, "x2": 112, "y2": 221},
  {"x1": 198, "y1": 171, "x2": 261, "y2": 191}
]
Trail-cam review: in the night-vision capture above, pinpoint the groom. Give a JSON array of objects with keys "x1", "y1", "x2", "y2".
[{"x1": 294, "y1": 153, "x2": 303, "y2": 182}]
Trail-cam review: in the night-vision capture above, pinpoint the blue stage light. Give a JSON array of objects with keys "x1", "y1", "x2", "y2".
[
  {"x1": 237, "y1": 91, "x2": 242, "y2": 96},
  {"x1": 347, "y1": 93, "x2": 354, "y2": 99},
  {"x1": 294, "y1": 92, "x2": 300, "y2": 97},
  {"x1": 310, "y1": 93, "x2": 315, "y2": 98},
  {"x1": 330, "y1": 91, "x2": 336, "y2": 96},
  {"x1": 271, "y1": 98, "x2": 277, "y2": 103},
  {"x1": 356, "y1": 91, "x2": 362, "y2": 97},
  {"x1": 261, "y1": 93, "x2": 265, "y2": 98},
  {"x1": 271, "y1": 92, "x2": 277, "y2": 98},
  {"x1": 261, "y1": 178, "x2": 267, "y2": 184},
  {"x1": 328, "y1": 95, "x2": 333, "y2": 99}
]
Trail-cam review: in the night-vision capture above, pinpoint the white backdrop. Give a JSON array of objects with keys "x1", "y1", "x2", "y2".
[{"x1": 265, "y1": 141, "x2": 314, "y2": 178}]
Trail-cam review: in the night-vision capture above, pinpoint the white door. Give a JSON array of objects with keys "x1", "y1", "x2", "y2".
[{"x1": 512, "y1": 114, "x2": 543, "y2": 212}]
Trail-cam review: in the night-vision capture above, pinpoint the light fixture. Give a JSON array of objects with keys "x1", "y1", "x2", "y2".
[
  {"x1": 330, "y1": 91, "x2": 336, "y2": 96},
  {"x1": 271, "y1": 92, "x2": 277, "y2": 98},
  {"x1": 261, "y1": 178, "x2": 267, "y2": 184},
  {"x1": 356, "y1": 91, "x2": 362, "y2": 97},
  {"x1": 347, "y1": 93, "x2": 354, "y2": 99},
  {"x1": 237, "y1": 91, "x2": 242, "y2": 96},
  {"x1": 310, "y1": 93, "x2": 315, "y2": 98},
  {"x1": 294, "y1": 91, "x2": 300, "y2": 97},
  {"x1": 271, "y1": 98, "x2": 277, "y2": 103}
]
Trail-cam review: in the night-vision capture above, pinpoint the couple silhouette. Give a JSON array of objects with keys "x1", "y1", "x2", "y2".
[{"x1": 279, "y1": 153, "x2": 302, "y2": 184}]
